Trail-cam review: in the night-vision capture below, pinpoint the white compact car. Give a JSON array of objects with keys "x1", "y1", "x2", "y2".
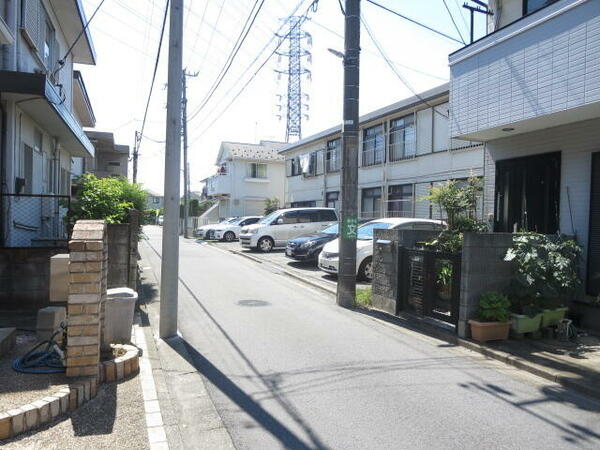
[
  {"x1": 195, "y1": 217, "x2": 237, "y2": 239},
  {"x1": 205, "y1": 216, "x2": 262, "y2": 241},
  {"x1": 239, "y1": 207, "x2": 338, "y2": 252},
  {"x1": 318, "y1": 218, "x2": 445, "y2": 281}
]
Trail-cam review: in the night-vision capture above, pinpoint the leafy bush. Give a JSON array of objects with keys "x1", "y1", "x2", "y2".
[
  {"x1": 504, "y1": 233, "x2": 582, "y2": 310},
  {"x1": 356, "y1": 287, "x2": 372, "y2": 308},
  {"x1": 479, "y1": 291, "x2": 511, "y2": 322},
  {"x1": 69, "y1": 174, "x2": 147, "y2": 224},
  {"x1": 264, "y1": 198, "x2": 280, "y2": 215}
]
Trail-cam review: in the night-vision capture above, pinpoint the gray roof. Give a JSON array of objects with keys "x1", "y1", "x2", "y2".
[
  {"x1": 217, "y1": 140, "x2": 287, "y2": 163},
  {"x1": 279, "y1": 83, "x2": 449, "y2": 154}
]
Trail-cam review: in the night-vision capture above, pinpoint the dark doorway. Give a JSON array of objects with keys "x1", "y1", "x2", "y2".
[
  {"x1": 587, "y1": 152, "x2": 600, "y2": 296},
  {"x1": 494, "y1": 152, "x2": 561, "y2": 234}
]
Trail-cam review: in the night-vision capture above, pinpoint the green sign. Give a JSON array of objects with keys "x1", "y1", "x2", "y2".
[{"x1": 342, "y1": 216, "x2": 358, "y2": 239}]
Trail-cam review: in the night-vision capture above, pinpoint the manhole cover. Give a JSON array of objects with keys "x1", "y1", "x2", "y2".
[{"x1": 237, "y1": 300, "x2": 270, "y2": 307}]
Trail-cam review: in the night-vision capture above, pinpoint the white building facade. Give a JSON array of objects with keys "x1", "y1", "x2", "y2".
[
  {"x1": 281, "y1": 85, "x2": 484, "y2": 221},
  {"x1": 203, "y1": 140, "x2": 287, "y2": 221},
  {"x1": 449, "y1": 0, "x2": 600, "y2": 301},
  {"x1": 0, "y1": 0, "x2": 96, "y2": 246}
]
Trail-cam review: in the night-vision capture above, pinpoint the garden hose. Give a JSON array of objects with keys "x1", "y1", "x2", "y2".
[{"x1": 12, "y1": 327, "x2": 66, "y2": 374}]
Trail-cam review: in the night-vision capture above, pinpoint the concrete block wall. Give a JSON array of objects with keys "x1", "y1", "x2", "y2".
[
  {"x1": 458, "y1": 232, "x2": 514, "y2": 338},
  {"x1": 107, "y1": 211, "x2": 139, "y2": 290},
  {"x1": 66, "y1": 220, "x2": 107, "y2": 378}
]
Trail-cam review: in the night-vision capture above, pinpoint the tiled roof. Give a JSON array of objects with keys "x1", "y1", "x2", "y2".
[{"x1": 219, "y1": 140, "x2": 286, "y2": 162}]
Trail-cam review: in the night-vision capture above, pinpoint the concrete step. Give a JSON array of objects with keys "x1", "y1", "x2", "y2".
[{"x1": 0, "y1": 327, "x2": 16, "y2": 357}]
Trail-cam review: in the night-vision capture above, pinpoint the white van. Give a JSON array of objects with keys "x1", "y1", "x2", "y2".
[{"x1": 239, "y1": 207, "x2": 338, "y2": 252}]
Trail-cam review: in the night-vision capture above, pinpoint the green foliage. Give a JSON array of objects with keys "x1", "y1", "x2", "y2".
[
  {"x1": 69, "y1": 174, "x2": 147, "y2": 224},
  {"x1": 479, "y1": 291, "x2": 511, "y2": 322},
  {"x1": 356, "y1": 287, "x2": 372, "y2": 308},
  {"x1": 264, "y1": 198, "x2": 280, "y2": 215},
  {"x1": 504, "y1": 233, "x2": 582, "y2": 310},
  {"x1": 420, "y1": 178, "x2": 486, "y2": 253}
]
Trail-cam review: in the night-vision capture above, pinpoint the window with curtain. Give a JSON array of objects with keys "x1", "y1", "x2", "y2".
[
  {"x1": 362, "y1": 125, "x2": 385, "y2": 166},
  {"x1": 247, "y1": 163, "x2": 267, "y2": 179},
  {"x1": 361, "y1": 187, "x2": 382, "y2": 218},
  {"x1": 326, "y1": 138, "x2": 340, "y2": 172},
  {"x1": 387, "y1": 184, "x2": 413, "y2": 218},
  {"x1": 389, "y1": 115, "x2": 416, "y2": 161}
]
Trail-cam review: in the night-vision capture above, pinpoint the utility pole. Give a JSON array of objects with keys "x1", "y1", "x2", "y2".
[
  {"x1": 337, "y1": 0, "x2": 360, "y2": 308},
  {"x1": 132, "y1": 131, "x2": 139, "y2": 183},
  {"x1": 182, "y1": 69, "x2": 198, "y2": 239},
  {"x1": 160, "y1": 0, "x2": 184, "y2": 339}
]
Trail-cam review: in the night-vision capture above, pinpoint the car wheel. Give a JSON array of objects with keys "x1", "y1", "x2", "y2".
[
  {"x1": 358, "y1": 257, "x2": 373, "y2": 282},
  {"x1": 257, "y1": 236, "x2": 274, "y2": 253},
  {"x1": 224, "y1": 231, "x2": 235, "y2": 242}
]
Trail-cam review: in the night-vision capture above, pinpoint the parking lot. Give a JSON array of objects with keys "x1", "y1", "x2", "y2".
[{"x1": 196, "y1": 239, "x2": 370, "y2": 293}]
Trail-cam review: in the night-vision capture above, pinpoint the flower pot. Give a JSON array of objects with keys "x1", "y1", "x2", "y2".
[
  {"x1": 510, "y1": 313, "x2": 542, "y2": 334},
  {"x1": 541, "y1": 307, "x2": 568, "y2": 328},
  {"x1": 469, "y1": 320, "x2": 511, "y2": 342}
]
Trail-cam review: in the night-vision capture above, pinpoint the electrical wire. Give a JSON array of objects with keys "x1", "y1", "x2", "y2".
[
  {"x1": 360, "y1": 14, "x2": 449, "y2": 119},
  {"x1": 442, "y1": 0, "x2": 467, "y2": 44},
  {"x1": 365, "y1": 0, "x2": 464, "y2": 45},
  {"x1": 188, "y1": 0, "x2": 319, "y2": 146},
  {"x1": 137, "y1": 0, "x2": 170, "y2": 156},
  {"x1": 186, "y1": 0, "x2": 266, "y2": 122}
]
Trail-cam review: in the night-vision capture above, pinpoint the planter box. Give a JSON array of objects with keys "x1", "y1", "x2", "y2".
[
  {"x1": 469, "y1": 320, "x2": 511, "y2": 342},
  {"x1": 541, "y1": 307, "x2": 568, "y2": 328},
  {"x1": 511, "y1": 313, "x2": 542, "y2": 334}
]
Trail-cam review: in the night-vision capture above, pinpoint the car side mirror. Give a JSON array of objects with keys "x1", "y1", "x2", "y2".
[{"x1": 276, "y1": 218, "x2": 284, "y2": 225}]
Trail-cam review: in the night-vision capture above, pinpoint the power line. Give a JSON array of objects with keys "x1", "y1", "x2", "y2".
[
  {"x1": 453, "y1": 0, "x2": 470, "y2": 32},
  {"x1": 442, "y1": 0, "x2": 467, "y2": 44},
  {"x1": 187, "y1": 0, "x2": 266, "y2": 122},
  {"x1": 360, "y1": 14, "x2": 449, "y2": 119},
  {"x1": 188, "y1": 0, "x2": 319, "y2": 146},
  {"x1": 365, "y1": 0, "x2": 464, "y2": 45}
]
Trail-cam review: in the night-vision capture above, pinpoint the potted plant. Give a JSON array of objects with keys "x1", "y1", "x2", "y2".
[
  {"x1": 469, "y1": 291, "x2": 511, "y2": 342},
  {"x1": 504, "y1": 233, "x2": 582, "y2": 331}
]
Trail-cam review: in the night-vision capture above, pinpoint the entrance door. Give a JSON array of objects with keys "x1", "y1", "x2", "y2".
[
  {"x1": 588, "y1": 152, "x2": 600, "y2": 296},
  {"x1": 494, "y1": 152, "x2": 561, "y2": 234}
]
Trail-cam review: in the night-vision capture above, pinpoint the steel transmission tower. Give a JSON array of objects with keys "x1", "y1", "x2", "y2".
[{"x1": 275, "y1": 16, "x2": 312, "y2": 142}]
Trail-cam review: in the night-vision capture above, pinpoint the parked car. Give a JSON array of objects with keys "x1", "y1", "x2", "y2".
[
  {"x1": 195, "y1": 218, "x2": 237, "y2": 239},
  {"x1": 239, "y1": 207, "x2": 339, "y2": 252},
  {"x1": 206, "y1": 216, "x2": 262, "y2": 241},
  {"x1": 318, "y1": 218, "x2": 445, "y2": 281},
  {"x1": 285, "y1": 219, "x2": 369, "y2": 263}
]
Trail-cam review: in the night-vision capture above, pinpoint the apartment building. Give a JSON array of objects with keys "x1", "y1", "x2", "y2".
[
  {"x1": 280, "y1": 84, "x2": 484, "y2": 221},
  {"x1": 202, "y1": 140, "x2": 287, "y2": 221},
  {"x1": 449, "y1": 0, "x2": 600, "y2": 301},
  {"x1": 0, "y1": 0, "x2": 96, "y2": 246},
  {"x1": 85, "y1": 130, "x2": 130, "y2": 178}
]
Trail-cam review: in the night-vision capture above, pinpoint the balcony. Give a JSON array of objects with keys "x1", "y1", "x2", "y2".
[
  {"x1": 449, "y1": 0, "x2": 600, "y2": 141},
  {"x1": 206, "y1": 173, "x2": 232, "y2": 197}
]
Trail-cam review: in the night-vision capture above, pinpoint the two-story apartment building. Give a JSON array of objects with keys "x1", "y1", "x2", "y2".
[
  {"x1": 85, "y1": 130, "x2": 129, "y2": 178},
  {"x1": 203, "y1": 140, "x2": 287, "y2": 221},
  {"x1": 0, "y1": 0, "x2": 96, "y2": 247},
  {"x1": 449, "y1": 0, "x2": 600, "y2": 303},
  {"x1": 281, "y1": 84, "x2": 484, "y2": 221}
]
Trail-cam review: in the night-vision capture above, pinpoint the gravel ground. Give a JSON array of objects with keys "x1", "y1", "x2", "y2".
[
  {"x1": 0, "y1": 332, "x2": 70, "y2": 410},
  {"x1": 2, "y1": 375, "x2": 149, "y2": 449}
]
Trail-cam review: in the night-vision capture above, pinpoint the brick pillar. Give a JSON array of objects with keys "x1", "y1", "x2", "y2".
[{"x1": 66, "y1": 220, "x2": 107, "y2": 378}]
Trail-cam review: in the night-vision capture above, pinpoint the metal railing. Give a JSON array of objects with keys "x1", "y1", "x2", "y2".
[
  {"x1": 361, "y1": 148, "x2": 385, "y2": 167},
  {"x1": 1, "y1": 193, "x2": 70, "y2": 247},
  {"x1": 389, "y1": 139, "x2": 416, "y2": 162}
]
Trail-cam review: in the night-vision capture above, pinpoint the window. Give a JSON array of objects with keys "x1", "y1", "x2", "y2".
[
  {"x1": 326, "y1": 139, "x2": 340, "y2": 172},
  {"x1": 290, "y1": 201, "x2": 316, "y2": 208},
  {"x1": 287, "y1": 156, "x2": 302, "y2": 177},
  {"x1": 34, "y1": 129, "x2": 43, "y2": 153},
  {"x1": 279, "y1": 211, "x2": 299, "y2": 224},
  {"x1": 319, "y1": 209, "x2": 338, "y2": 222},
  {"x1": 362, "y1": 124, "x2": 385, "y2": 167},
  {"x1": 389, "y1": 115, "x2": 415, "y2": 161},
  {"x1": 108, "y1": 161, "x2": 121, "y2": 167},
  {"x1": 297, "y1": 210, "x2": 318, "y2": 223},
  {"x1": 326, "y1": 191, "x2": 339, "y2": 209},
  {"x1": 23, "y1": 144, "x2": 33, "y2": 194},
  {"x1": 305, "y1": 150, "x2": 324, "y2": 176},
  {"x1": 153, "y1": 197, "x2": 160, "y2": 204},
  {"x1": 388, "y1": 184, "x2": 413, "y2": 218},
  {"x1": 524, "y1": 0, "x2": 558, "y2": 15},
  {"x1": 361, "y1": 187, "x2": 381, "y2": 219},
  {"x1": 247, "y1": 163, "x2": 267, "y2": 179},
  {"x1": 241, "y1": 217, "x2": 260, "y2": 226}
]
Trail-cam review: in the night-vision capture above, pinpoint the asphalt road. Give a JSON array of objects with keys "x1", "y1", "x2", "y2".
[{"x1": 141, "y1": 226, "x2": 600, "y2": 450}]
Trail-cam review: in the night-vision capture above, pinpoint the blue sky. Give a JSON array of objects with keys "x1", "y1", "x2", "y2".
[{"x1": 78, "y1": 0, "x2": 486, "y2": 194}]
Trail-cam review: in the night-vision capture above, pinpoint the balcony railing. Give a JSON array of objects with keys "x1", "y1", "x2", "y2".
[{"x1": 389, "y1": 140, "x2": 416, "y2": 162}]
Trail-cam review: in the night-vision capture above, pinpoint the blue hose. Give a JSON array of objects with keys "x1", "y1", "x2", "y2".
[{"x1": 12, "y1": 331, "x2": 66, "y2": 374}]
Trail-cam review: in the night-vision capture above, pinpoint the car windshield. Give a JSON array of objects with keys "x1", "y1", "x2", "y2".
[
  {"x1": 258, "y1": 211, "x2": 280, "y2": 224},
  {"x1": 357, "y1": 221, "x2": 393, "y2": 240},
  {"x1": 322, "y1": 223, "x2": 339, "y2": 235},
  {"x1": 220, "y1": 218, "x2": 237, "y2": 224}
]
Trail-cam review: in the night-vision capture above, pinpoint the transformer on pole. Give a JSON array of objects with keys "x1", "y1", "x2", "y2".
[{"x1": 275, "y1": 16, "x2": 312, "y2": 142}]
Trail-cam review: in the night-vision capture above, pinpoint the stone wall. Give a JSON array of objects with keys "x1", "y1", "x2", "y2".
[
  {"x1": 372, "y1": 229, "x2": 439, "y2": 315},
  {"x1": 107, "y1": 211, "x2": 139, "y2": 290},
  {"x1": 458, "y1": 232, "x2": 514, "y2": 338},
  {"x1": 0, "y1": 248, "x2": 65, "y2": 310}
]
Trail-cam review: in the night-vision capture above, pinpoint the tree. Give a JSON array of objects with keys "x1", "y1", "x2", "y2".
[
  {"x1": 68, "y1": 174, "x2": 147, "y2": 224},
  {"x1": 264, "y1": 198, "x2": 280, "y2": 215}
]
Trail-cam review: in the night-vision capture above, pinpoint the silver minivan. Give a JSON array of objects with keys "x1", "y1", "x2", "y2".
[{"x1": 239, "y1": 207, "x2": 338, "y2": 252}]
